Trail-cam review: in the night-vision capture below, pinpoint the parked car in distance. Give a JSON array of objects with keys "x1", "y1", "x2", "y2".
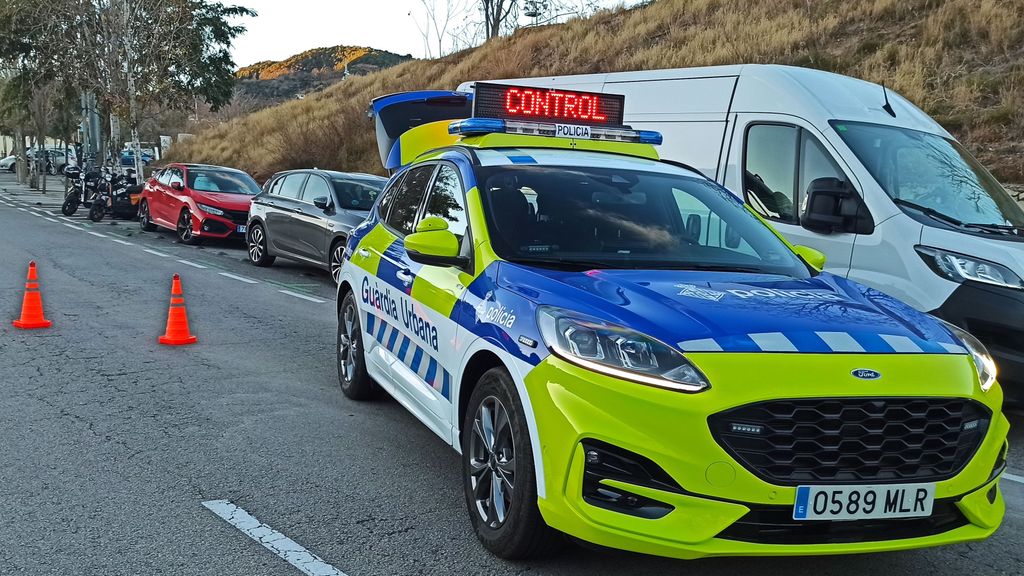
[
  {"x1": 121, "y1": 149, "x2": 154, "y2": 166},
  {"x1": 138, "y1": 163, "x2": 260, "y2": 244},
  {"x1": 246, "y1": 169, "x2": 387, "y2": 283},
  {"x1": 0, "y1": 155, "x2": 15, "y2": 172}
]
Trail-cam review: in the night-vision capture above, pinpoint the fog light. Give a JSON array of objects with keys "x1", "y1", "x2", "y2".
[{"x1": 730, "y1": 423, "x2": 763, "y2": 435}]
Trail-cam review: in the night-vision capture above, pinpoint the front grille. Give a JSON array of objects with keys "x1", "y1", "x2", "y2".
[
  {"x1": 708, "y1": 398, "x2": 989, "y2": 485},
  {"x1": 717, "y1": 499, "x2": 968, "y2": 544},
  {"x1": 222, "y1": 209, "x2": 248, "y2": 225}
]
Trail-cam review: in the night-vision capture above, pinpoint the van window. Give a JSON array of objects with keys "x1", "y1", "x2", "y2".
[
  {"x1": 745, "y1": 124, "x2": 853, "y2": 225},
  {"x1": 744, "y1": 125, "x2": 798, "y2": 223}
]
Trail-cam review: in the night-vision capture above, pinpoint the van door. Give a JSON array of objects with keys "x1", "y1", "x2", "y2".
[{"x1": 730, "y1": 116, "x2": 865, "y2": 275}]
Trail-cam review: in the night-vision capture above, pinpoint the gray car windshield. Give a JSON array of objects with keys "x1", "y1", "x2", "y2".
[
  {"x1": 832, "y1": 121, "x2": 1024, "y2": 229},
  {"x1": 477, "y1": 164, "x2": 810, "y2": 277}
]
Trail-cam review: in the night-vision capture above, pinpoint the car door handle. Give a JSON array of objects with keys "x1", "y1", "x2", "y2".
[
  {"x1": 357, "y1": 248, "x2": 370, "y2": 258},
  {"x1": 396, "y1": 269, "x2": 414, "y2": 284}
]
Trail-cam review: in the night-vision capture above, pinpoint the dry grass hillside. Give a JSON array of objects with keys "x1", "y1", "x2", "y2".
[{"x1": 168, "y1": 0, "x2": 1024, "y2": 184}]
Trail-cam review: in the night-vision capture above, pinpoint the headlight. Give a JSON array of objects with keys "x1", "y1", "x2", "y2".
[
  {"x1": 939, "y1": 319, "x2": 998, "y2": 392},
  {"x1": 537, "y1": 306, "x2": 710, "y2": 392},
  {"x1": 916, "y1": 246, "x2": 1023, "y2": 289},
  {"x1": 196, "y1": 203, "x2": 224, "y2": 216}
]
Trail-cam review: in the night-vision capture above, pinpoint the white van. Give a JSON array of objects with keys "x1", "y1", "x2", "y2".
[{"x1": 458, "y1": 65, "x2": 1024, "y2": 401}]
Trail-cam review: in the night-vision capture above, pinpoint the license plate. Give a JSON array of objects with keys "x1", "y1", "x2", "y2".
[
  {"x1": 793, "y1": 483, "x2": 935, "y2": 521},
  {"x1": 555, "y1": 123, "x2": 591, "y2": 139},
  {"x1": 236, "y1": 225, "x2": 247, "y2": 234}
]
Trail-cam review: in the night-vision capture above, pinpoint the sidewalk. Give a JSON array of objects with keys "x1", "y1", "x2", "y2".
[{"x1": 0, "y1": 173, "x2": 67, "y2": 209}]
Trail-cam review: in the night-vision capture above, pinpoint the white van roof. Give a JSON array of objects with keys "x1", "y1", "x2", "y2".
[{"x1": 457, "y1": 64, "x2": 949, "y2": 138}]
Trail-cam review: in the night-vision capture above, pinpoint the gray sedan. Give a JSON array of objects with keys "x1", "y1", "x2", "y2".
[{"x1": 246, "y1": 169, "x2": 387, "y2": 283}]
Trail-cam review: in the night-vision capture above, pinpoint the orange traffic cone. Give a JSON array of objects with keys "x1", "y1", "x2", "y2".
[
  {"x1": 13, "y1": 261, "x2": 52, "y2": 330},
  {"x1": 158, "y1": 274, "x2": 197, "y2": 345}
]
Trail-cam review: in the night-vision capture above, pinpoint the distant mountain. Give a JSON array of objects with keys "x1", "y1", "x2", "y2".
[{"x1": 235, "y1": 45, "x2": 412, "y2": 105}]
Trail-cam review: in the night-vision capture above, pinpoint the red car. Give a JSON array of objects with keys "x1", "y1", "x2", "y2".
[{"x1": 139, "y1": 163, "x2": 261, "y2": 244}]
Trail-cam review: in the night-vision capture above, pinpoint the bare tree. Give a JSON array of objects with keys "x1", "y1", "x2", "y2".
[{"x1": 414, "y1": 0, "x2": 473, "y2": 58}]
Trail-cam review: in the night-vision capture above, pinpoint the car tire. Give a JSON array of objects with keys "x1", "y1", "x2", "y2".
[
  {"x1": 177, "y1": 208, "x2": 201, "y2": 245},
  {"x1": 139, "y1": 200, "x2": 156, "y2": 231},
  {"x1": 462, "y1": 367, "x2": 562, "y2": 560},
  {"x1": 329, "y1": 238, "x2": 346, "y2": 285},
  {"x1": 337, "y1": 291, "x2": 378, "y2": 400},
  {"x1": 247, "y1": 223, "x2": 275, "y2": 267}
]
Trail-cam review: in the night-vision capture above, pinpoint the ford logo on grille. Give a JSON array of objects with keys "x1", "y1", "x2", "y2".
[{"x1": 852, "y1": 369, "x2": 882, "y2": 380}]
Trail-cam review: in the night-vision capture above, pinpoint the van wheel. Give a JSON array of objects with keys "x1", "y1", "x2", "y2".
[
  {"x1": 462, "y1": 367, "x2": 562, "y2": 559},
  {"x1": 337, "y1": 291, "x2": 378, "y2": 400}
]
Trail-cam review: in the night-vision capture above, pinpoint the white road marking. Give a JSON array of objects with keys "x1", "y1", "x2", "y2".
[
  {"x1": 1004, "y1": 472, "x2": 1024, "y2": 485},
  {"x1": 177, "y1": 259, "x2": 208, "y2": 269},
  {"x1": 43, "y1": 217, "x2": 58, "y2": 222},
  {"x1": 279, "y1": 290, "x2": 327, "y2": 304},
  {"x1": 143, "y1": 249, "x2": 171, "y2": 257},
  {"x1": 17, "y1": 207, "x2": 27, "y2": 212},
  {"x1": 62, "y1": 223, "x2": 79, "y2": 230},
  {"x1": 201, "y1": 500, "x2": 348, "y2": 576},
  {"x1": 87, "y1": 231, "x2": 108, "y2": 238},
  {"x1": 219, "y1": 272, "x2": 258, "y2": 284},
  {"x1": 58, "y1": 216, "x2": 75, "y2": 222},
  {"x1": 109, "y1": 238, "x2": 134, "y2": 246}
]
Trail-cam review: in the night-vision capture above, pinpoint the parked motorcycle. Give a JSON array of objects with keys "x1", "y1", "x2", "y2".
[
  {"x1": 87, "y1": 169, "x2": 140, "y2": 222},
  {"x1": 61, "y1": 166, "x2": 102, "y2": 216}
]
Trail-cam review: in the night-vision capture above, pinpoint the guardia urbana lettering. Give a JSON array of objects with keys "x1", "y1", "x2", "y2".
[
  {"x1": 402, "y1": 299, "x2": 439, "y2": 351},
  {"x1": 362, "y1": 277, "x2": 399, "y2": 321}
]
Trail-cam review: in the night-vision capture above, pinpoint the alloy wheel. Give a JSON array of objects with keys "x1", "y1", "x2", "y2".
[
  {"x1": 338, "y1": 300, "x2": 359, "y2": 382},
  {"x1": 330, "y1": 244, "x2": 345, "y2": 285},
  {"x1": 248, "y1": 226, "x2": 265, "y2": 263},
  {"x1": 178, "y1": 210, "x2": 193, "y2": 242},
  {"x1": 139, "y1": 203, "x2": 148, "y2": 227},
  {"x1": 468, "y1": 396, "x2": 516, "y2": 529}
]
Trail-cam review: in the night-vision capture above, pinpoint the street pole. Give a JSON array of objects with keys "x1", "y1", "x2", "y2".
[{"x1": 122, "y1": 0, "x2": 144, "y2": 180}]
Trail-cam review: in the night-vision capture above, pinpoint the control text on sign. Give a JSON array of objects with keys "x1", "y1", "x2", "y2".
[{"x1": 505, "y1": 88, "x2": 605, "y2": 121}]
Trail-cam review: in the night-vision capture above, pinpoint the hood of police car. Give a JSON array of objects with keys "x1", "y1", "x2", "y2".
[{"x1": 499, "y1": 265, "x2": 966, "y2": 354}]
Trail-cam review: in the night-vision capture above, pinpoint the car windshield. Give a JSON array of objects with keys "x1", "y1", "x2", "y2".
[
  {"x1": 477, "y1": 164, "x2": 810, "y2": 277},
  {"x1": 331, "y1": 178, "x2": 385, "y2": 211},
  {"x1": 187, "y1": 169, "x2": 260, "y2": 195},
  {"x1": 832, "y1": 121, "x2": 1024, "y2": 229}
]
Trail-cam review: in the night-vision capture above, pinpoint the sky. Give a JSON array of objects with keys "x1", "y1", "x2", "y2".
[{"x1": 229, "y1": 1, "x2": 633, "y2": 67}]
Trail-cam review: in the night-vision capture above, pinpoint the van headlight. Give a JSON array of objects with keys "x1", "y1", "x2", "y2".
[
  {"x1": 939, "y1": 319, "x2": 998, "y2": 392},
  {"x1": 916, "y1": 246, "x2": 1023, "y2": 289},
  {"x1": 537, "y1": 306, "x2": 710, "y2": 392}
]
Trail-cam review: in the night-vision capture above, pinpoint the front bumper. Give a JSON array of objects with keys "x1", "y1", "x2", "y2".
[
  {"x1": 194, "y1": 211, "x2": 247, "y2": 239},
  {"x1": 933, "y1": 281, "x2": 1024, "y2": 404},
  {"x1": 524, "y1": 353, "x2": 1008, "y2": 559}
]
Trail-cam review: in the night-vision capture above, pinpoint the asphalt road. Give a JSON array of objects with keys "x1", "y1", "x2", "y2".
[{"x1": 1, "y1": 174, "x2": 1022, "y2": 575}]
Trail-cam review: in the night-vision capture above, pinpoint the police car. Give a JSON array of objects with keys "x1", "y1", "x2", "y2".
[{"x1": 336, "y1": 84, "x2": 1008, "y2": 560}]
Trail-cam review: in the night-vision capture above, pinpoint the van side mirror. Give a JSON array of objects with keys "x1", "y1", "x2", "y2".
[
  {"x1": 793, "y1": 244, "x2": 826, "y2": 271},
  {"x1": 801, "y1": 178, "x2": 873, "y2": 235},
  {"x1": 405, "y1": 216, "x2": 468, "y2": 268}
]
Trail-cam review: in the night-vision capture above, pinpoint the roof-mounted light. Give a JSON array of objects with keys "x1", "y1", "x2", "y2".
[{"x1": 448, "y1": 117, "x2": 662, "y2": 145}]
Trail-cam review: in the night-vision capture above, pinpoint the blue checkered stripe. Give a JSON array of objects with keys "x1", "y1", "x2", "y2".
[
  {"x1": 365, "y1": 310, "x2": 452, "y2": 400},
  {"x1": 678, "y1": 331, "x2": 968, "y2": 354}
]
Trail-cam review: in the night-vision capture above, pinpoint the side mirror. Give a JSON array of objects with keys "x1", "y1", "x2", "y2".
[
  {"x1": 793, "y1": 244, "x2": 826, "y2": 271},
  {"x1": 170, "y1": 181, "x2": 184, "y2": 191},
  {"x1": 405, "y1": 216, "x2": 467, "y2": 268},
  {"x1": 312, "y1": 196, "x2": 330, "y2": 211},
  {"x1": 801, "y1": 178, "x2": 873, "y2": 234}
]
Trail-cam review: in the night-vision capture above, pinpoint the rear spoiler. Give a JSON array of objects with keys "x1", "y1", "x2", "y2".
[{"x1": 369, "y1": 91, "x2": 473, "y2": 171}]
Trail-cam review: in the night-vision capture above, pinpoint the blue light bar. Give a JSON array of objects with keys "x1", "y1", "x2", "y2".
[
  {"x1": 449, "y1": 118, "x2": 506, "y2": 136},
  {"x1": 637, "y1": 130, "x2": 663, "y2": 145}
]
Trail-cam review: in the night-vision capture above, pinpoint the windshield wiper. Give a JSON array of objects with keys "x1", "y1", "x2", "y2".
[
  {"x1": 507, "y1": 257, "x2": 614, "y2": 271},
  {"x1": 892, "y1": 197, "x2": 1022, "y2": 236}
]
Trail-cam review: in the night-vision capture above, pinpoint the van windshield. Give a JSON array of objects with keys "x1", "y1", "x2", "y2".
[
  {"x1": 831, "y1": 121, "x2": 1024, "y2": 230},
  {"x1": 477, "y1": 164, "x2": 810, "y2": 277}
]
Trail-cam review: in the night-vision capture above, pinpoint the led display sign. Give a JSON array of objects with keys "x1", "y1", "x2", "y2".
[{"x1": 473, "y1": 82, "x2": 625, "y2": 126}]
